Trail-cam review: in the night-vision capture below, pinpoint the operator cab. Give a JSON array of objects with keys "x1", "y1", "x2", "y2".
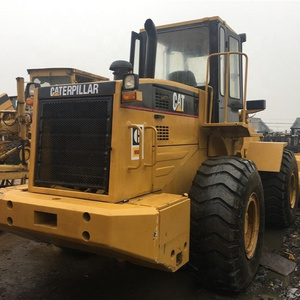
[{"x1": 130, "y1": 17, "x2": 246, "y2": 123}]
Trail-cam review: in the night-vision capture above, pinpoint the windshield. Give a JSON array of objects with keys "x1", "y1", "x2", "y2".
[
  {"x1": 155, "y1": 26, "x2": 209, "y2": 86},
  {"x1": 33, "y1": 76, "x2": 71, "y2": 87}
]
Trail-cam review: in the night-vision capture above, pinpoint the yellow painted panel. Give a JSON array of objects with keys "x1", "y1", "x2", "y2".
[
  {"x1": 295, "y1": 154, "x2": 300, "y2": 190},
  {"x1": 159, "y1": 198, "x2": 190, "y2": 271},
  {"x1": 0, "y1": 188, "x2": 190, "y2": 271},
  {"x1": 246, "y1": 142, "x2": 285, "y2": 172},
  {"x1": 155, "y1": 166, "x2": 175, "y2": 177},
  {"x1": 153, "y1": 145, "x2": 204, "y2": 195},
  {"x1": 295, "y1": 153, "x2": 300, "y2": 170}
]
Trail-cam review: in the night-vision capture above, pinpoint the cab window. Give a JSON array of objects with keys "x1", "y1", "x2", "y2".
[
  {"x1": 155, "y1": 26, "x2": 209, "y2": 86},
  {"x1": 229, "y1": 36, "x2": 240, "y2": 99}
]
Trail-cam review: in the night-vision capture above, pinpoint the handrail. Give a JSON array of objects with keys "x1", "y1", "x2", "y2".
[
  {"x1": 144, "y1": 125, "x2": 157, "y2": 167},
  {"x1": 204, "y1": 85, "x2": 214, "y2": 124},
  {"x1": 127, "y1": 123, "x2": 158, "y2": 170},
  {"x1": 205, "y1": 52, "x2": 248, "y2": 124}
]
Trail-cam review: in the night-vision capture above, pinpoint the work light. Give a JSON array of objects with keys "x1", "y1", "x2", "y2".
[{"x1": 123, "y1": 74, "x2": 139, "y2": 90}]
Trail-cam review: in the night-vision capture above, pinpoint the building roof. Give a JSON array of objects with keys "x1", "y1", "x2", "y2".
[
  {"x1": 291, "y1": 117, "x2": 300, "y2": 129},
  {"x1": 249, "y1": 117, "x2": 270, "y2": 133}
]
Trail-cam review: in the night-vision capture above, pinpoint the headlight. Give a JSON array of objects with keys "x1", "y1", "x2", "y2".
[
  {"x1": 123, "y1": 74, "x2": 139, "y2": 90},
  {"x1": 25, "y1": 82, "x2": 40, "y2": 98},
  {"x1": 28, "y1": 84, "x2": 36, "y2": 96}
]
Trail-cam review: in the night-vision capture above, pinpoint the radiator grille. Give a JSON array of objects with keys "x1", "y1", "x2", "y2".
[{"x1": 34, "y1": 96, "x2": 112, "y2": 192}]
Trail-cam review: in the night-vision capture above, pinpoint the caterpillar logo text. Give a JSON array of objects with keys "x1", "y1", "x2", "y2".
[
  {"x1": 50, "y1": 83, "x2": 99, "y2": 97},
  {"x1": 173, "y1": 92, "x2": 185, "y2": 112}
]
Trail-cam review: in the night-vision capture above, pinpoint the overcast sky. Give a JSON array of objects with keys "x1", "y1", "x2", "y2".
[{"x1": 0, "y1": 0, "x2": 299, "y2": 131}]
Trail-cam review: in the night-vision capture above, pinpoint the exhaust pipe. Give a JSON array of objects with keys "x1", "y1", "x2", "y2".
[{"x1": 144, "y1": 19, "x2": 157, "y2": 78}]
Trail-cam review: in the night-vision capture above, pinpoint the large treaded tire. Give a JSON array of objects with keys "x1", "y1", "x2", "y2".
[
  {"x1": 260, "y1": 149, "x2": 299, "y2": 228},
  {"x1": 189, "y1": 156, "x2": 264, "y2": 292}
]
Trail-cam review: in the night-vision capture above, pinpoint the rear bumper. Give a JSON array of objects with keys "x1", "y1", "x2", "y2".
[{"x1": 0, "y1": 185, "x2": 190, "y2": 272}]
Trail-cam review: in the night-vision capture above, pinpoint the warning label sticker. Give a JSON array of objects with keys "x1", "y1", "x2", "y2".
[{"x1": 131, "y1": 125, "x2": 144, "y2": 160}]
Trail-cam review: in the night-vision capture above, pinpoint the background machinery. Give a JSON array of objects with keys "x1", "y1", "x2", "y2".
[
  {"x1": 0, "y1": 68, "x2": 108, "y2": 186},
  {"x1": 0, "y1": 17, "x2": 299, "y2": 292}
]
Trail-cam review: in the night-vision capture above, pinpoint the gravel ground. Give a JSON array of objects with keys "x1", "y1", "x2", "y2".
[
  {"x1": 244, "y1": 213, "x2": 300, "y2": 299},
  {"x1": 0, "y1": 215, "x2": 300, "y2": 299}
]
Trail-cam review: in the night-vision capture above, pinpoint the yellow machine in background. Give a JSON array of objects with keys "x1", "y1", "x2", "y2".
[
  {"x1": 0, "y1": 78, "x2": 31, "y2": 185},
  {"x1": 0, "y1": 17, "x2": 298, "y2": 292},
  {"x1": 26, "y1": 67, "x2": 108, "y2": 105},
  {"x1": 27, "y1": 67, "x2": 108, "y2": 87},
  {"x1": 0, "y1": 68, "x2": 108, "y2": 186}
]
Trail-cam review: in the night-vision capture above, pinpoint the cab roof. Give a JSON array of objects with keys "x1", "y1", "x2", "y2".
[{"x1": 141, "y1": 16, "x2": 237, "y2": 34}]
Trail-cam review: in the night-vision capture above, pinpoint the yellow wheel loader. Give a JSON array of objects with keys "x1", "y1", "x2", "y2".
[{"x1": 0, "y1": 17, "x2": 298, "y2": 292}]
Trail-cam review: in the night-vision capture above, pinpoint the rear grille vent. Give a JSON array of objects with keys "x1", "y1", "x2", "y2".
[
  {"x1": 34, "y1": 96, "x2": 112, "y2": 192},
  {"x1": 155, "y1": 92, "x2": 170, "y2": 110},
  {"x1": 156, "y1": 126, "x2": 169, "y2": 141}
]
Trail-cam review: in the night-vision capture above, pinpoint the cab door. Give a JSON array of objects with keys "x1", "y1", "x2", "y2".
[{"x1": 218, "y1": 25, "x2": 245, "y2": 122}]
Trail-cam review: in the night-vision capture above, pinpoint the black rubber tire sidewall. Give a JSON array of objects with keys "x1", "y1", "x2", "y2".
[
  {"x1": 260, "y1": 149, "x2": 299, "y2": 228},
  {"x1": 189, "y1": 157, "x2": 264, "y2": 292}
]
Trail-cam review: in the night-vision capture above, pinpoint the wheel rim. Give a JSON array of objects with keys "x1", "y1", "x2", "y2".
[
  {"x1": 244, "y1": 192, "x2": 259, "y2": 260},
  {"x1": 289, "y1": 170, "x2": 297, "y2": 209}
]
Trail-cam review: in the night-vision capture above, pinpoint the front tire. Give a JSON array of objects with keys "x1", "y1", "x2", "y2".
[{"x1": 189, "y1": 157, "x2": 264, "y2": 292}]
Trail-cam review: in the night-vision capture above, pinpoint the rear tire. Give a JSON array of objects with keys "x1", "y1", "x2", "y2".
[
  {"x1": 260, "y1": 149, "x2": 299, "y2": 228},
  {"x1": 189, "y1": 157, "x2": 264, "y2": 292}
]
